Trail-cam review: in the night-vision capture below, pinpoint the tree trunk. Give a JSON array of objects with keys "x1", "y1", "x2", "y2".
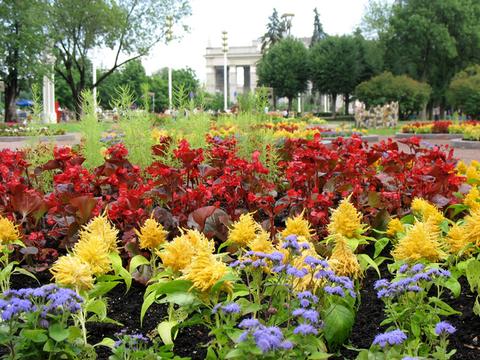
[
  {"x1": 287, "y1": 97, "x2": 292, "y2": 112},
  {"x1": 344, "y1": 94, "x2": 350, "y2": 115},
  {"x1": 4, "y1": 69, "x2": 18, "y2": 123},
  {"x1": 331, "y1": 93, "x2": 337, "y2": 119}
]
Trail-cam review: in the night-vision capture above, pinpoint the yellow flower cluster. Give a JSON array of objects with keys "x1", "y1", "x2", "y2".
[
  {"x1": 464, "y1": 208, "x2": 480, "y2": 247},
  {"x1": 151, "y1": 128, "x2": 169, "y2": 143},
  {"x1": 328, "y1": 235, "x2": 362, "y2": 279},
  {"x1": 248, "y1": 229, "x2": 274, "y2": 253},
  {"x1": 281, "y1": 212, "x2": 314, "y2": 241},
  {"x1": 182, "y1": 249, "x2": 230, "y2": 292},
  {"x1": 159, "y1": 229, "x2": 213, "y2": 272},
  {"x1": 464, "y1": 186, "x2": 480, "y2": 211},
  {"x1": 135, "y1": 218, "x2": 168, "y2": 250},
  {"x1": 411, "y1": 198, "x2": 445, "y2": 226},
  {"x1": 392, "y1": 221, "x2": 444, "y2": 262},
  {"x1": 327, "y1": 196, "x2": 367, "y2": 238},
  {"x1": 50, "y1": 215, "x2": 119, "y2": 290},
  {"x1": 457, "y1": 160, "x2": 480, "y2": 185},
  {"x1": 0, "y1": 216, "x2": 20, "y2": 245},
  {"x1": 157, "y1": 229, "x2": 230, "y2": 293},
  {"x1": 386, "y1": 218, "x2": 404, "y2": 237},
  {"x1": 228, "y1": 213, "x2": 262, "y2": 247},
  {"x1": 446, "y1": 224, "x2": 471, "y2": 254}
]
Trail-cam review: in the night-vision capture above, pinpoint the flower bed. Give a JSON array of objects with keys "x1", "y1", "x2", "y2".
[
  {"x1": 0, "y1": 134, "x2": 478, "y2": 359},
  {"x1": 400, "y1": 120, "x2": 480, "y2": 141},
  {"x1": 0, "y1": 124, "x2": 66, "y2": 137}
]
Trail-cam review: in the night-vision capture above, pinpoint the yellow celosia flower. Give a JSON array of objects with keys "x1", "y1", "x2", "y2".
[
  {"x1": 80, "y1": 215, "x2": 119, "y2": 253},
  {"x1": 472, "y1": 160, "x2": 480, "y2": 168},
  {"x1": 151, "y1": 128, "x2": 169, "y2": 142},
  {"x1": 228, "y1": 213, "x2": 261, "y2": 247},
  {"x1": 159, "y1": 229, "x2": 214, "y2": 272},
  {"x1": 328, "y1": 235, "x2": 362, "y2": 279},
  {"x1": 465, "y1": 166, "x2": 480, "y2": 185},
  {"x1": 0, "y1": 217, "x2": 20, "y2": 245},
  {"x1": 73, "y1": 233, "x2": 112, "y2": 275},
  {"x1": 386, "y1": 218, "x2": 404, "y2": 237},
  {"x1": 464, "y1": 208, "x2": 480, "y2": 246},
  {"x1": 135, "y1": 218, "x2": 168, "y2": 250},
  {"x1": 327, "y1": 196, "x2": 366, "y2": 238},
  {"x1": 446, "y1": 224, "x2": 472, "y2": 254},
  {"x1": 464, "y1": 187, "x2": 480, "y2": 211},
  {"x1": 411, "y1": 198, "x2": 445, "y2": 226},
  {"x1": 392, "y1": 221, "x2": 444, "y2": 262},
  {"x1": 50, "y1": 255, "x2": 94, "y2": 290},
  {"x1": 182, "y1": 249, "x2": 230, "y2": 292},
  {"x1": 248, "y1": 230, "x2": 274, "y2": 254},
  {"x1": 456, "y1": 161, "x2": 467, "y2": 175},
  {"x1": 281, "y1": 212, "x2": 314, "y2": 240}
]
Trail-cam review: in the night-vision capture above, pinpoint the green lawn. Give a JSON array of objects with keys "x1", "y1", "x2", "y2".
[{"x1": 47, "y1": 121, "x2": 112, "y2": 133}]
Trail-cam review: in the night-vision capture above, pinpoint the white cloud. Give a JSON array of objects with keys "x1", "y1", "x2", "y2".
[{"x1": 97, "y1": 0, "x2": 370, "y2": 82}]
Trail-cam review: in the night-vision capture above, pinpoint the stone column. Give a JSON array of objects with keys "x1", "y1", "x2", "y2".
[
  {"x1": 229, "y1": 66, "x2": 237, "y2": 103},
  {"x1": 250, "y1": 66, "x2": 258, "y2": 91},
  {"x1": 206, "y1": 66, "x2": 216, "y2": 94},
  {"x1": 43, "y1": 74, "x2": 56, "y2": 124}
]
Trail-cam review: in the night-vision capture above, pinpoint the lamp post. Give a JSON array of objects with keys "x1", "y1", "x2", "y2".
[
  {"x1": 222, "y1": 31, "x2": 228, "y2": 112},
  {"x1": 166, "y1": 16, "x2": 174, "y2": 111},
  {"x1": 92, "y1": 49, "x2": 97, "y2": 115}
]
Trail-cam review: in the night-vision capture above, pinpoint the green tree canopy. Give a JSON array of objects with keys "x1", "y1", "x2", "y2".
[
  {"x1": 0, "y1": 0, "x2": 48, "y2": 121},
  {"x1": 148, "y1": 67, "x2": 199, "y2": 111},
  {"x1": 447, "y1": 65, "x2": 480, "y2": 118},
  {"x1": 380, "y1": 0, "x2": 480, "y2": 113},
  {"x1": 309, "y1": 35, "x2": 361, "y2": 117},
  {"x1": 257, "y1": 38, "x2": 309, "y2": 110},
  {"x1": 355, "y1": 71, "x2": 431, "y2": 118},
  {"x1": 48, "y1": 0, "x2": 191, "y2": 117}
]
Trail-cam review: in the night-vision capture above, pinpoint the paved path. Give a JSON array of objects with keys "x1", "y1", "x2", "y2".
[{"x1": 0, "y1": 135, "x2": 477, "y2": 162}]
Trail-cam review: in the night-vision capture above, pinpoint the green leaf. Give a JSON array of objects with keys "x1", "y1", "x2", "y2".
[
  {"x1": 157, "y1": 320, "x2": 177, "y2": 345},
  {"x1": 88, "y1": 280, "x2": 119, "y2": 298},
  {"x1": 43, "y1": 338, "x2": 55, "y2": 352},
  {"x1": 225, "y1": 348, "x2": 244, "y2": 359},
  {"x1": 129, "y1": 255, "x2": 150, "y2": 273},
  {"x1": 48, "y1": 323, "x2": 69, "y2": 342},
  {"x1": 95, "y1": 337, "x2": 116, "y2": 348},
  {"x1": 429, "y1": 297, "x2": 461, "y2": 316},
  {"x1": 443, "y1": 277, "x2": 461, "y2": 298},
  {"x1": 118, "y1": 267, "x2": 132, "y2": 293},
  {"x1": 466, "y1": 259, "x2": 480, "y2": 292},
  {"x1": 358, "y1": 254, "x2": 381, "y2": 277},
  {"x1": 323, "y1": 304, "x2": 355, "y2": 350},
  {"x1": 21, "y1": 329, "x2": 48, "y2": 343},
  {"x1": 374, "y1": 238, "x2": 389, "y2": 258},
  {"x1": 141, "y1": 292, "x2": 157, "y2": 325},
  {"x1": 86, "y1": 299, "x2": 107, "y2": 320},
  {"x1": 13, "y1": 267, "x2": 39, "y2": 283},
  {"x1": 308, "y1": 352, "x2": 331, "y2": 359},
  {"x1": 163, "y1": 292, "x2": 196, "y2": 306},
  {"x1": 474, "y1": 296, "x2": 480, "y2": 316}
]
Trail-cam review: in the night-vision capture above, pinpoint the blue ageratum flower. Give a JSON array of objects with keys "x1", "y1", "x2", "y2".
[
  {"x1": 222, "y1": 302, "x2": 241, "y2": 314},
  {"x1": 435, "y1": 321, "x2": 456, "y2": 336},
  {"x1": 293, "y1": 323, "x2": 318, "y2": 336},
  {"x1": 373, "y1": 329, "x2": 407, "y2": 348}
]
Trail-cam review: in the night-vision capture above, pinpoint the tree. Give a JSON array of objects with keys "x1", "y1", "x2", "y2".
[
  {"x1": 257, "y1": 38, "x2": 309, "y2": 110},
  {"x1": 447, "y1": 65, "x2": 480, "y2": 118},
  {"x1": 260, "y1": 8, "x2": 286, "y2": 53},
  {"x1": 355, "y1": 71, "x2": 431, "y2": 119},
  {"x1": 48, "y1": 0, "x2": 191, "y2": 117},
  {"x1": 310, "y1": 8, "x2": 326, "y2": 47},
  {"x1": 0, "y1": 0, "x2": 47, "y2": 122},
  {"x1": 360, "y1": 0, "x2": 393, "y2": 39},
  {"x1": 309, "y1": 36, "x2": 361, "y2": 117},
  {"x1": 148, "y1": 67, "x2": 199, "y2": 112},
  {"x1": 380, "y1": 0, "x2": 480, "y2": 116}
]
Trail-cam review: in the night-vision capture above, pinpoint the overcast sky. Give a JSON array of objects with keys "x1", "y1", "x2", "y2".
[{"x1": 98, "y1": 0, "x2": 371, "y2": 83}]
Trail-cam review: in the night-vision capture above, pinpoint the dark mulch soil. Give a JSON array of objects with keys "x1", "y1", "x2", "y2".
[{"x1": 8, "y1": 263, "x2": 480, "y2": 360}]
